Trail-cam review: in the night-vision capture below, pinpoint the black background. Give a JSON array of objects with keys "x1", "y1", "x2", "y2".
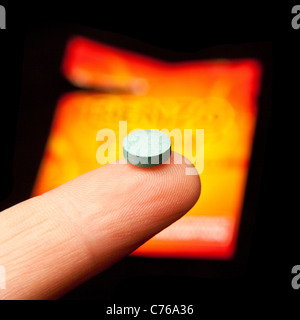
[{"x1": 0, "y1": 0, "x2": 295, "y2": 314}]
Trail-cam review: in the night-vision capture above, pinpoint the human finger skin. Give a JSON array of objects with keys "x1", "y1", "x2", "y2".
[{"x1": 0, "y1": 152, "x2": 200, "y2": 299}]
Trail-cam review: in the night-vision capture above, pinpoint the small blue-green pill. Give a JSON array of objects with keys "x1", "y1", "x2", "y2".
[{"x1": 123, "y1": 130, "x2": 171, "y2": 167}]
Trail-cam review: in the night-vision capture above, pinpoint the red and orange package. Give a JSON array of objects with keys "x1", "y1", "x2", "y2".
[{"x1": 33, "y1": 36, "x2": 261, "y2": 259}]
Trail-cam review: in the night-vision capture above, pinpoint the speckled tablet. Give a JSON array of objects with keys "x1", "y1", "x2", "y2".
[{"x1": 123, "y1": 130, "x2": 171, "y2": 167}]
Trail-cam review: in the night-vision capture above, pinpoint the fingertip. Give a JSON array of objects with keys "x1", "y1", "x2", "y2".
[
  {"x1": 0, "y1": 151, "x2": 201, "y2": 299},
  {"x1": 111, "y1": 151, "x2": 201, "y2": 227},
  {"x1": 146, "y1": 151, "x2": 201, "y2": 222}
]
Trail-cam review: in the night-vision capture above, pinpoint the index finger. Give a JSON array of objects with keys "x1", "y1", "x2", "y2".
[{"x1": 0, "y1": 152, "x2": 200, "y2": 299}]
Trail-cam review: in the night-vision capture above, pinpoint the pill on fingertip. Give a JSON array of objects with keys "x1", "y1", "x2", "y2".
[{"x1": 123, "y1": 130, "x2": 171, "y2": 167}]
